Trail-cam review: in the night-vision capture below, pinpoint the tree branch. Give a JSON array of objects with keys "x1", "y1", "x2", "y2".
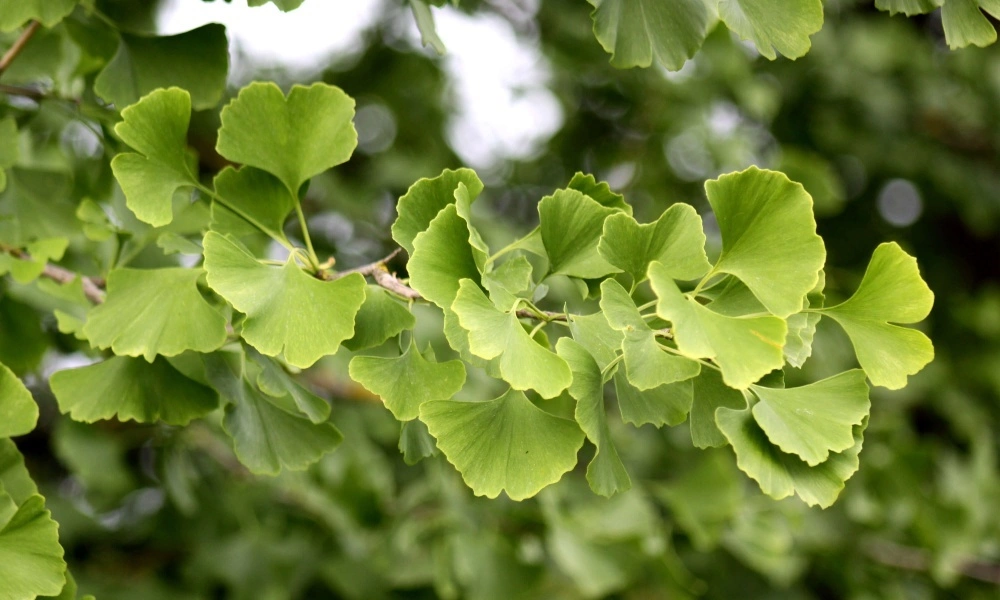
[
  {"x1": 3, "y1": 248, "x2": 106, "y2": 304},
  {"x1": 334, "y1": 247, "x2": 567, "y2": 321},
  {"x1": 0, "y1": 21, "x2": 41, "y2": 75}
]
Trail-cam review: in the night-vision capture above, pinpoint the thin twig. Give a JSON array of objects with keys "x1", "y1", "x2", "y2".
[
  {"x1": 0, "y1": 21, "x2": 41, "y2": 75},
  {"x1": 864, "y1": 539, "x2": 1000, "y2": 585},
  {"x1": 3, "y1": 248, "x2": 106, "y2": 304},
  {"x1": 336, "y1": 247, "x2": 566, "y2": 321},
  {"x1": 0, "y1": 83, "x2": 47, "y2": 101}
]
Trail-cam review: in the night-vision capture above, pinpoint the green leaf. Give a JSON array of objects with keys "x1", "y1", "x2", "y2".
[
  {"x1": 656, "y1": 450, "x2": 743, "y2": 551},
  {"x1": 600, "y1": 279, "x2": 700, "y2": 390},
  {"x1": 94, "y1": 24, "x2": 228, "y2": 111},
  {"x1": 717, "y1": 408, "x2": 866, "y2": 508},
  {"x1": 349, "y1": 341, "x2": 466, "y2": 421},
  {"x1": 217, "y1": 362, "x2": 343, "y2": 476},
  {"x1": 110, "y1": 88, "x2": 199, "y2": 227},
  {"x1": 0, "y1": 493, "x2": 66, "y2": 599},
  {"x1": 410, "y1": 0, "x2": 447, "y2": 55},
  {"x1": 248, "y1": 0, "x2": 306, "y2": 9},
  {"x1": 482, "y1": 255, "x2": 533, "y2": 311},
  {"x1": 408, "y1": 204, "x2": 482, "y2": 309},
  {"x1": 0, "y1": 440, "x2": 37, "y2": 504},
  {"x1": 0, "y1": 363, "x2": 36, "y2": 438},
  {"x1": 452, "y1": 279, "x2": 571, "y2": 398},
  {"x1": 557, "y1": 338, "x2": 631, "y2": 497},
  {"x1": 211, "y1": 166, "x2": 295, "y2": 243},
  {"x1": 567, "y1": 173, "x2": 631, "y2": 214},
  {"x1": 248, "y1": 350, "x2": 330, "y2": 424},
  {"x1": 783, "y1": 272, "x2": 824, "y2": 368},
  {"x1": 539, "y1": 189, "x2": 621, "y2": 279},
  {"x1": 650, "y1": 262, "x2": 786, "y2": 389},
  {"x1": 689, "y1": 368, "x2": 746, "y2": 448},
  {"x1": 398, "y1": 419, "x2": 438, "y2": 465},
  {"x1": 392, "y1": 168, "x2": 484, "y2": 255},
  {"x1": 216, "y1": 82, "x2": 357, "y2": 194},
  {"x1": 819, "y1": 243, "x2": 934, "y2": 389},
  {"x1": 82, "y1": 268, "x2": 228, "y2": 361},
  {"x1": 941, "y1": 0, "x2": 1000, "y2": 49},
  {"x1": 875, "y1": 0, "x2": 942, "y2": 15},
  {"x1": 77, "y1": 199, "x2": 116, "y2": 242},
  {"x1": 342, "y1": 285, "x2": 416, "y2": 351},
  {"x1": 614, "y1": 372, "x2": 693, "y2": 427},
  {"x1": 598, "y1": 204, "x2": 710, "y2": 283},
  {"x1": 717, "y1": 0, "x2": 824, "y2": 60},
  {"x1": 705, "y1": 167, "x2": 825, "y2": 318},
  {"x1": 0, "y1": 237, "x2": 67, "y2": 284},
  {"x1": 750, "y1": 370, "x2": 869, "y2": 466},
  {"x1": 50, "y1": 356, "x2": 219, "y2": 425},
  {"x1": 568, "y1": 312, "x2": 623, "y2": 371},
  {"x1": 202, "y1": 232, "x2": 366, "y2": 368},
  {"x1": 420, "y1": 389, "x2": 584, "y2": 501},
  {"x1": 0, "y1": 118, "x2": 18, "y2": 169},
  {"x1": 156, "y1": 233, "x2": 202, "y2": 256},
  {"x1": 0, "y1": 0, "x2": 76, "y2": 30},
  {"x1": 587, "y1": 0, "x2": 709, "y2": 70}
]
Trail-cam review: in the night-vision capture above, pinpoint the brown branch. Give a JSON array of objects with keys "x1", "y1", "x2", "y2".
[
  {"x1": 0, "y1": 83, "x2": 47, "y2": 101},
  {"x1": 335, "y1": 247, "x2": 567, "y2": 321},
  {"x1": 3, "y1": 248, "x2": 105, "y2": 304},
  {"x1": 865, "y1": 539, "x2": 1000, "y2": 585},
  {"x1": 0, "y1": 21, "x2": 41, "y2": 75}
]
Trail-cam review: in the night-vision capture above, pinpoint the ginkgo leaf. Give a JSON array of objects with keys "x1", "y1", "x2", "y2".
[
  {"x1": 705, "y1": 167, "x2": 825, "y2": 318},
  {"x1": 207, "y1": 353, "x2": 343, "y2": 475},
  {"x1": 0, "y1": 238, "x2": 67, "y2": 284},
  {"x1": 600, "y1": 279, "x2": 701, "y2": 390},
  {"x1": 349, "y1": 341, "x2": 466, "y2": 421},
  {"x1": 249, "y1": 350, "x2": 330, "y2": 424},
  {"x1": 398, "y1": 419, "x2": 438, "y2": 465},
  {"x1": 248, "y1": 0, "x2": 306, "y2": 10},
  {"x1": 0, "y1": 0, "x2": 76, "y2": 30},
  {"x1": 819, "y1": 243, "x2": 934, "y2": 389},
  {"x1": 0, "y1": 363, "x2": 37, "y2": 438},
  {"x1": 0, "y1": 492, "x2": 66, "y2": 600},
  {"x1": 110, "y1": 88, "x2": 199, "y2": 227},
  {"x1": 420, "y1": 389, "x2": 584, "y2": 501},
  {"x1": 598, "y1": 205, "x2": 710, "y2": 283},
  {"x1": 557, "y1": 338, "x2": 631, "y2": 497},
  {"x1": 717, "y1": 0, "x2": 824, "y2": 60},
  {"x1": 94, "y1": 24, "x2": 228, "y2": 111},
  {"x1": 750, "y1": 370, "x2": 869, "y2": 466},
  {"x1": 392, "y1": 168, "x2": 484, "y2": 254},
  {"x1": 483, "y1": 256, "x2": 533, "y2": 311},
  {"x1": 50, "y1": 356, "x2": 219, "y2": 425},
  {"x1": 568, "y1": 312, "x2": 623, "y2": 371},
  {"x1": 216, "y1": 82, "x2": 357, "y2": 194},
  {"x1": 587, "y1": 0, "x2": 709, "y2": 70},
  {"x1": 614, "y1": 373, "x2": 693, "y2": 428},
  {"x1": 211, "y1": 166, "x2": 295, "y2": 242},
  {"x1": 650, "y1": 262, "x2": 786, "y2": 389},
  {"x1": 452, "y1": 279, "x2": 571, "y2": 398},
  {"x1": 202, "y1": 232, "x2": 366, "y2": 368},
  {"x1": 784, "y1": 272, "x2": 825, "y2": 368},
  {"x1": 410, "y1": 0, "x2": 447, "y2": 54},
  {"x1": 539, "y1": 189, "x2": 621, "y2": 279},
  {"x1": 689, "y1": 368, "x2": 746, "y2": 449},
  {"x1": 941, "y1": 0, "x2": 1000, "y2": 49},
  {"x1": 717, "y1": 408, "x2": 866, "y2": 508},
  {"x1": 875, "y1": 0, "x2": 942, "y2": 15},
  {"x1": 567, "y1": 173, "x2": 631, "y2": 214},
  {"x1": 342, "y1": 285, "x2": 416, "y2": 351},
  {"x1": 0, "y1": 440, "x2": 36, "y2": 504},
  {"x1": 83, "y1": 268, "x2": 228, "y2": 362},
  {"x1": 408, "y1": 204, "x2": 482, "y2": 309}
]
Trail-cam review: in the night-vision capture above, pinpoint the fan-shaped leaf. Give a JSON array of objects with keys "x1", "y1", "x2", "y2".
[
  {"x1": 587, "y1": 0, "x2": 708, "y2": 70},
  {"x1": 941, "y1": 0, "x2": 1000, "y2": 48},
  {"x1": 349, "y1": 341, "x2": 466, "y2": 421},
  {"x1": 819, "y1": 243, "x2": 934, "y2": 389},
  {"x1": 216, "y1": 82, "x2": 357, "y2": 194},
  {"x1": 614, "y1": 372, "x2": 693, "y2": 427},
  {"x1": 650, "y1": 262, "x2": 786, "y2": 389},
  {"x1": 83, "y1": 268, "x2": 227, "y2": 362},
  {"x1": 557, "y1": 338, "x2": 631, "y2": 497},
  {"x1": 598, "y1": 204, "x2": 710, "y2": 283},
  {"x1": 392, "y1": 168, "x2": 484, "y2": 254},
  {"x1": 0, "y1": 492, "x2": 66, "y2": 600},
  {"x1": 210, "y1": 166, "x2": 295, "y2": 242},
  {"x1": 342, "y1": 285, "x2": 416, "y2": 351},
  {"x1": 202, "y1": 232, "x2": 366, "y2": 368},
  {"x1": 110, "y1": 88, "x2": 198, "y2": 227},
  {"x1": 705, "y1": 167, "x2": 825, "y2": 318},
  {"x1": 50, "y1": 356, "x2": 219, "y2": 425},
  {"x1": 0, "y1": 364, "x2": 36, "y2": 438},
  {"x1": 408, "y1": 204, "x2": 482, "y2": 309},
  {"x1": 452, "y1": 279, "x2": 571, "y2": 398},
  {"x1": 0, "y1": 0, "x2": 76, "y2": 30},
  {"x1": 539, "y1": 189, "x2": 621, "y2": 279},
  {"x1": 420, "y1": 389, "x2": 584, "y2": 501},
  {"x1": 717, "y1": 0, "x2": 824, "y2": 60},
  {"x1": 689, "y1": 368, "x2": 746, "y2": 448}
]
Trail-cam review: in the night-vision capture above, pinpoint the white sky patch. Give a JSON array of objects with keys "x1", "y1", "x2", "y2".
[
  {"x1": 156, "y1": 0, "x2": 383, "y2": 79},
  {"x1": 156, "y1": 0, "x2": 562, "y2": 169},
  {"x1": 433, "y1": 8, "x2": 563, "y2": 170}
]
